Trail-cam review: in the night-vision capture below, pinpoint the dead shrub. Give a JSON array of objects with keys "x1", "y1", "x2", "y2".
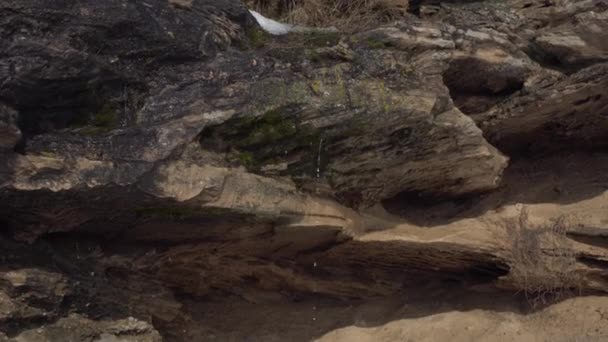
[
  {"x1": 505, "y1": 207, "x2": 582, "y2": 307},
  {"x1": 246, "y1": 0, "x2": 409, "y2": 31}
]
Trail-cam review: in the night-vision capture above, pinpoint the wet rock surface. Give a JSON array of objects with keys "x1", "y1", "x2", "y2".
[{"x1": 1, "y1": 0, "x2": 608, "y2": 340}]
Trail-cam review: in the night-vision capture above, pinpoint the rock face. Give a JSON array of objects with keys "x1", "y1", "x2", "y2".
[
  {"x1": 5, "y1": 314, "x2": 161, "y2": 342},
  {"x1": 1, "y1": 0, "x2": 608, "y2": 341},
  {"x1": 0, "y1": 104, "x2": 20, "y2": 151},
  {"x1": 0, "y1": 267, "x2": 162, "y2": 341},
  {"x1": 1, "y1": 0, "x2": 510, "y2": 211}
]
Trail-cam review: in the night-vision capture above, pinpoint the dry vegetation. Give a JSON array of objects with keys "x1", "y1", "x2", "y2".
[
  {"x1": 506, "y1": 208, "x2": 582, "y2": 307},
  {"x1": 245, "y1": 0, "x2": 409, "y2": 31}
]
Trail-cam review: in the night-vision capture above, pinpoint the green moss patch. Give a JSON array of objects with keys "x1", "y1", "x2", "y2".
[
  {"x1": 242, "y1": 26, "x2": 271, "y2": 50},
  {"x1": 92, "y1": 104, "x2": 119, "y2": 128},
  {"x1": 73, "y1": 103, "x2": 120, "y2": 136},
  {"x1": 200, "y1": 106, "x2": 324, "y2": 176},
  {"x1": 365, "y1": 37, "x2": 388, "y2": 49},
  {"x1": 290, "y1": 31, "x2": 343, "y2": 48},
  {"x1": 264, "y1": 31, "x2": 344, "y2": 63}
]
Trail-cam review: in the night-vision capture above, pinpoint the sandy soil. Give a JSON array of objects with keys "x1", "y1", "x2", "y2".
[
  {"x1": 180, "y1": 289, "x2": 608, "y2": 342},
  {"x1": 176, "y1": 152, "x2": 608, "y2": 342},
  {"x1": 317, "y1": 296, "x2": 608, "y2": 342}
]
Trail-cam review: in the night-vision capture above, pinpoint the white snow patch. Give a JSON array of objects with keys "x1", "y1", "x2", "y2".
[
  {"x1": 249, "y1": 10, "x2": 294, "y2": 35},
  {"x1": 248, "y1": 10, "x2": 339, "y2": 36}
]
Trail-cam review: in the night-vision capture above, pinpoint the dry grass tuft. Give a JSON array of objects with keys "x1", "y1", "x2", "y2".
[
  {"x1": 246, "y1": 0, "x2": 409, "y2": 31},
  {"x1": 505, "y1": 207, "x2": 582, "y2": 307}
]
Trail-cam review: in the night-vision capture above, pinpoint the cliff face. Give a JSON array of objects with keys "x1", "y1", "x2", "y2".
[{"x1": 1, "y1": 0, "x2": 608, "y2": 340}]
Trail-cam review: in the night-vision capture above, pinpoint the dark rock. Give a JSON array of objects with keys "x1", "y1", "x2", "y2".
[
  {"x1": 8, "y1": 314, "x2": 162, "y2": 342},
  {"x1": 0, "y1": 0, "x2": 254, "y2": 137},
  {"x1": 476, "y1": 63, "x2": 608, "y2": 153},
  {"x1": 0, "y1": 103, "x2": 20, "y2": 151},
  {"x1": 0, "y1": 268, "x2": 70, "y2": 335},
  {"x1": 1, "y1": 0, "x2": 608, "y2": 340}
]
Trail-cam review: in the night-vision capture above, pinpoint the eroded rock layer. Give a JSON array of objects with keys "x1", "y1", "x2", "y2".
[{"x1": 1, "y1": 0, "x2": 608, "y2": 340}]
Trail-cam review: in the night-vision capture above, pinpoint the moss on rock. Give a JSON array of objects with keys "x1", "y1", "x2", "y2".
[
  {"x1": 243, "y1": 26, "x2": 270, "y2": 49},
  {"x1": 200, "y1": 106, "x2": 324, "y2": 176},
  {"x1": 73, "y1": 102, "x2": 120, "y2": 136}
]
